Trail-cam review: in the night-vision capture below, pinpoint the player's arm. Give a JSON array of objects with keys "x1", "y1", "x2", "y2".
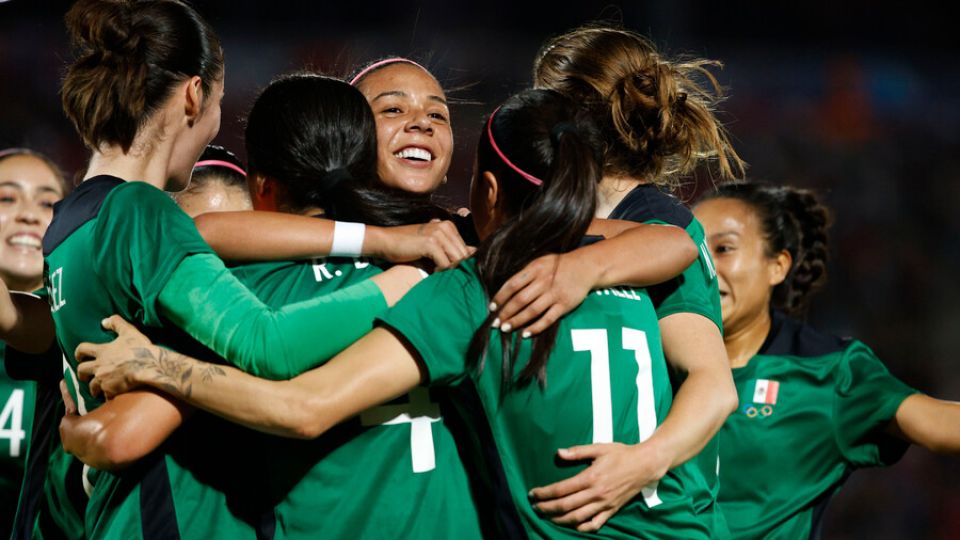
[
  {"x1": 886, "y1": 394, "x2": 960, "y2": 454},
  {"x1": 156, "y1": 254, "x2": 424, "y2": 379},
  {"x1": 76, "y1": 317, "x2": 423, "y2": 439},
  {"x1": 0, "y1": 280, "x2": 56, "y2": 353},
  {"x1": 491, "y1": 220, "x2": 697, "y2": 335},
  {"x1": 194, "y1": 211, "x2": 472, "y2": 270},
  {"x1": 59, "y1": 389, "x2": 190, "y2": 470},
  {"x1": 530, "y1": 313, "x2": 737, "y2": 532}
]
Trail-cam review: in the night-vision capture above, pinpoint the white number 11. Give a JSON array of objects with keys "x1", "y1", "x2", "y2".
[{"x1": 571, "y1": 328, "x2": 662, "y2": 507}]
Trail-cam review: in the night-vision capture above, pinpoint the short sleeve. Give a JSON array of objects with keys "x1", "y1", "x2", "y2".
[
  {"x1": 377, "y1": 263, "x2": 487, "y2": 386},
  {"x1": 832, "y1": 340, "x2": 918, "y2": 467},
  {"x1": 648, "y1": 218, "x2": 723, "y2": 332},
  {"x1": 92, "y1": 182, "x2": 213, "y2": 327}
]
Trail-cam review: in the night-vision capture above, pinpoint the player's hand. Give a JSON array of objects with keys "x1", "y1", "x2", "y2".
[
  {"x1": 528, "y1": 442, "x2": 669, "y2": 532},
  {"x1": 372, "y1": 220, "x2": 474, "y2": 270},
  {"x1": 75, "y1": 315, "x2": 156, "y2": 399},
  {"x1": 490, "y1": 253, "x2": 594, "y2": 337}
]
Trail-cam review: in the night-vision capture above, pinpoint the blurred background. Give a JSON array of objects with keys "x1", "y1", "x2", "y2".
[{"x1": 2, "y1": 1, "x2": 959, "y2": 537}]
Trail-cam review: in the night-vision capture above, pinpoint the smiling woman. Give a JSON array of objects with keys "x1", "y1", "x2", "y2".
[
  {"x1": 0, "y1": 147, "x2": 67, "y2": 540},
  {"x1": 351, "y1": 59, "x2": 453, "y2": 194},
  {"x1": 0, "y1": 150, "x2": 67, "y2": 293}
]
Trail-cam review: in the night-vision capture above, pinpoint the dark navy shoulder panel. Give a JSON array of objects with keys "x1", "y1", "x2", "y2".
[
  {"x1": 759, "y1": 310, "x2": 851, "y2": 358},
  {"x1": 42, "y1": 175, "x2": 125, "y2": 255},
  {"x1": 608, "y1": 184, "x2": 693, "y2": 228}
]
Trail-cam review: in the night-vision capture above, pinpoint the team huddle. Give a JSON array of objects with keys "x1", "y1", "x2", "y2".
[{"x1": 1, "y1": 0, "x2": 958, "y2": 539}]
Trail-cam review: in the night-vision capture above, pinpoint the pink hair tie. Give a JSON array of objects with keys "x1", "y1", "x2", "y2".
[
  {"x1": 349, "y1": 57, "x2": 430, "y2": 86},
  {"x1": 486, "y1": 107, "x2": 543, "y2": 187},
  {"x1": 194, "y1": 159, "x2": 247, "y2": 177}
]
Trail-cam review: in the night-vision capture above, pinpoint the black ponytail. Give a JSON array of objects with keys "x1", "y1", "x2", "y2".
[{"x1": 467, "y1": 89, "x2": 602, "y2": 388}]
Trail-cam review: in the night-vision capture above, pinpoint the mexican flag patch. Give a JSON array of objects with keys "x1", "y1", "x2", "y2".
[{"x1": 752, "y1": 379, "x2": 780, "y2": 405}]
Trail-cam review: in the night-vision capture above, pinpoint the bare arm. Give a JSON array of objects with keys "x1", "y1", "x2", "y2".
[
  {"x1": 59, "y1": 390, "x2": 190, "y2": 471},
  {"x1": 492, "y1": 222, "x2": 697, "y2": 335},
  {"x1": 194, "y1": 211, "x2": 472, "y2": 270},
  {"x1": 0, "y1": 281, "x2": 56, "y2": 353},
  {"x1": 886, "y1": 394, "x2": 960, "y2": 455},
  {"x1": 530, "y1": 313, "x2": 737, "y2": 531},
  {"x1": 76, "y1": 317, "x2": 423, "y2": 440}
]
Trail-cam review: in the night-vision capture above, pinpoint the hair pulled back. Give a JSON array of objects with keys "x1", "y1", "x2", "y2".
[
  {"x1": 533, "y1": 26, "x2": 744, "y2": 190},
  {"x1": 188, "y1": 145, "x2": 246, "y2": 189},
  {"x1": 705, "y1": 182, "x2": 831, "y2": 315},
  {"x1": 244, "y1": 73, "x2": 447, "y2": 226},
  {"x1": 468, "y1": 89, "x2": 602, "y2": 388},
  {"x1": 62, "y1": 0, "x2": 223, "y2": 152}
]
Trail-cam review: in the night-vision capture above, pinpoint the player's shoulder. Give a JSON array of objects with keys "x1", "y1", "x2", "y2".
[
  {"x1": 609, "y1": 184, "x2": 693, "y2": 229},
  {"x1": 43, "y1": 175, "x2": 125, "y2": 255}
]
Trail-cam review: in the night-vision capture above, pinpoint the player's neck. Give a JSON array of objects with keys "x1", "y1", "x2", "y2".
[
  {"x1": 83, "y1": 135, "x2": 175, "y2": 191},
  {"x1": 596, "y1": 175, "x2": 644, "y2": 218},
  {"x1": 723, "y1": 310, "x2": 772, "y2": 369}
]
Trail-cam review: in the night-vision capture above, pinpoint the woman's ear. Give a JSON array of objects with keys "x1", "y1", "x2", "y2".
[
  {"x1": 767, "y1": 249, "x2": 793, "y2": 287},
  {"x1": 481, "y1": 170, "x2": 499, "y2": 213},
  {"x1": 250, "y1": 174, "x2": 280, "y2": 212},
  {"x1": 183, "y1": 76, "x2": 204, "y2": 125}
]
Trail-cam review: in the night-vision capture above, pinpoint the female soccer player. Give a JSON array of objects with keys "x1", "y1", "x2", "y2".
[
  {"x1": 0, "y1": 1, "x2": 435, "y2": 537},
  {"x1": 0, "y1": 148, "x2": 68, "y2": 539},
  {"x1": 63, "y1": 72, "x2": 484, "y2": 539},
  {"x1": 78, "y1": 89, "x2": 731, "y2": 539},
  {"x1": 349, "y1": 58, "x2": 452, "y2": 195},
  {"x1": 693, "y1": 182, "x2": 960, "y2": 539},
  {"x1": 489, "y1": 26, "x2": 743, "y2": 534},
  {"x1": 172, "y1": 145, "x2": 252, "y2": 217}
]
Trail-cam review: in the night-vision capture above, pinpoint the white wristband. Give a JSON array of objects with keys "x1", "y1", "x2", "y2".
[{"x1": 330, "y1": 221, "x2": 366, "y2": 257}]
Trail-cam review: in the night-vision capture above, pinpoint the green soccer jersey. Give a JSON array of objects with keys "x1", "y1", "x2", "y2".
[
  {"x1": 718, "y1": 310, "x2": 918, "y2": 540},
  {"x1": 1, "y1": 341, "x2": 37, "y2": 539},
  {"x1": 5, "y1": 341, "x2": 86, "y2": 540},
  {"x1": 229, "y1": 257, "x2": 483, "y2": 540},
  {"x1": 42, "y1": 176, "x2": 389, "y2": 540},
  {"x1": 380, "y1": 259, "x2": 709, "y2": 539},
  {"x1": 607, "y1": 184, "x2": 725, "y2": 535}
]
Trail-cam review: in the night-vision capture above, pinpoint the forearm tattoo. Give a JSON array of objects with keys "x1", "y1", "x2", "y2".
[{"x1": 125, "y1": 347, "x2": 226, "y2": 398}]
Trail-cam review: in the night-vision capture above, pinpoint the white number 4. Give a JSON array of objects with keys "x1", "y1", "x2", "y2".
[
  {"x1": 0, "y1": 389, "x2": 26, "y2": 458},
  {"x1": 571, "y1": 328, "x2": 662, "y2": 507},
  {"x1": 359, "y1": 387, "x2": 440, "y2": 473}
]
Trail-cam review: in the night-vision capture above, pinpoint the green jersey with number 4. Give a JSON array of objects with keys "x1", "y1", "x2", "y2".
[
  {"x1": 230, "y1": 257, "x2": 483, "y2": 540},
  {"x1": 718, "y1": 310, "x2": 918, "y2": 540},
  {"x1": 1, "y1": 342, "x2": 37, "y2": 539},
  {"x1": 380, "y1": 259, "x2": 709, "y2": 539}
]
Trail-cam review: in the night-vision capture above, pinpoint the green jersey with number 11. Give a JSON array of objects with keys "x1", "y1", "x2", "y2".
[{"x1": 381, "y1": 259, "x2": 708, "y2": 539}]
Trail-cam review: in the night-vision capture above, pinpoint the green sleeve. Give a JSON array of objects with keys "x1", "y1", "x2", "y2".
[
  {"x1": 647, "y1": 218, "x2": 723, "y2": 332},
  {"x1": 377, "y1": 263, "x2": 485, "y2": 386},
  {"x1": 158, "y1": 253, "x2": 387, "y2": 380},
  {"x1": 92, "y1": 182, "x2": 214, "y2": 328},
  {"x1": 832, "y1": 340, "x2": 918, "y2": 467}
]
